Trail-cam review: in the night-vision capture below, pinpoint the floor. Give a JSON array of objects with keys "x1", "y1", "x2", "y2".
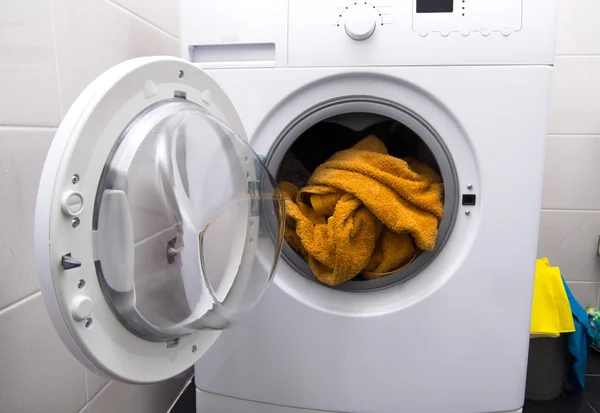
[
  {"x1": 171, "y1": 381, "x2": 195, "y2": 413},
  {"x1": 523, "y1": 350, "x2": 600, "y2": 413},
  {"x1": 171, "y1": 351, "x2": 600, "y2": 413}
]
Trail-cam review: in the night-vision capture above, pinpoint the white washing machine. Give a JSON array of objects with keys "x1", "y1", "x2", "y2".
[{"x1": 34, "y1": 1, "x2": 558, "y2": 413}]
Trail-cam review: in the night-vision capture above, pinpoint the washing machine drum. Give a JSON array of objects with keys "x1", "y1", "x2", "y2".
[{"x1": 35, "y1": 57, "x2": 284, "y2": 383}]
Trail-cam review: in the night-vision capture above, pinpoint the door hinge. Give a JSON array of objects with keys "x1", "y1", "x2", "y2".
[{"x1": 248, "y1": 180, "x2": 260, "y2": 217}]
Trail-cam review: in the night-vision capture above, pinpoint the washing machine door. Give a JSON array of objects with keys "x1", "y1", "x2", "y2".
[{"x1": 34, "y1": 57, "x2": 285, "y2": 384}]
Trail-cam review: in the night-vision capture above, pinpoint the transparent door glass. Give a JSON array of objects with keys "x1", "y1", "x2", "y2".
[{"x1": 93, "y1": 99, "x2": 284, "y2": 342}]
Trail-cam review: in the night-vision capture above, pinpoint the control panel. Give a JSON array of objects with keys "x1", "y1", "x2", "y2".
[
  {"x1": 180, "y1": 0, "x2": 557, "y2": 69},
  {"x1": 287, "y1": 0, "x2": 556, "y2": 67},
  {"x1": 412, "y1": 0, "x2": 522, "y2": 38}
]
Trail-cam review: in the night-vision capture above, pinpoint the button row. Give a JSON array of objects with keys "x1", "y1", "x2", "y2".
[{"x1": 418, "y1": 27, "x2": 512, "y2": 37}]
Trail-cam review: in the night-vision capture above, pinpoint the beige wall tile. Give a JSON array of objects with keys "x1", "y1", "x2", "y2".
[
  {"x1": 0, "y1": 294, "x2": 87, "y2": 413},
  {"x1": 548, "y1": 57, "x2": 600, "y2": 135},
  {"x1": 88, "y1": 370, "x2": 191, "y2": 413},
  {"x1": 566, "y1": 282, "x2": 600, "y2": 309},
  {"x1": 0, "y1": 127, "x2": 54, "y2": 309},
  {"x1": 0, "y1": 0, "x2": 61, "y2": 126},
  {"x1": 542, "y1": 135, "x2": 600, "y2": 210},
  {"x1": 52, "y1": 0, "x2": 179, "y2": 115},
  {"x1": 85, "y1": 369, "x2": 110, "y2": 401},
  {"x1": 555, "y1": 0, "x2": 600, "y2": 56},
  {"x1": 110, "y1": 0, "x2": 179, "y2": 38},
  {"x1": 538, "y1": 210, "x2": 600, "y2": 282}
]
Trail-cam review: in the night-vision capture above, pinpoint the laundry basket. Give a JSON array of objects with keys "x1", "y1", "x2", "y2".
[{"x1": 525, "y1": 335, "x2": 568, "y2": 400}]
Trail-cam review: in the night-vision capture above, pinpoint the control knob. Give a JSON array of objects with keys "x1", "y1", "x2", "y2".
[{"x1": 344, "y1": 4, "x2": 378, "y2": 41}]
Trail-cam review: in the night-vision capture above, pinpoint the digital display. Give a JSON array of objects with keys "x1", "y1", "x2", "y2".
[{"x1": 416, "y1": 0, "x2": 454, "y2": 13}]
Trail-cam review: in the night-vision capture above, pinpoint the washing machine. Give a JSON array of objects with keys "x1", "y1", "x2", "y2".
[{"x1": 34, "y1": 0, "x2": 558, "y2": 412}]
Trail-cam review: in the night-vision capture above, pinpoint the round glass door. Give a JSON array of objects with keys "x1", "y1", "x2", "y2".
[{"x1": 93, "y1": 98, "x2": 285, "y2": 342}]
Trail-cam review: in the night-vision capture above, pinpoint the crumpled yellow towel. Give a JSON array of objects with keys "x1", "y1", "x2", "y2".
[
  {"x1": 280, "y1": 135, "x2": 444, "y2": 286},
  {"x1": 530, "y1": 258, "x2": 575, "y2": 337}
]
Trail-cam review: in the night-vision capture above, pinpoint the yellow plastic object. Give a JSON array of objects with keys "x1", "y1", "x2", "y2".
[{"x1": 530, "y1": 258, "x2": 575, "y2": 337}]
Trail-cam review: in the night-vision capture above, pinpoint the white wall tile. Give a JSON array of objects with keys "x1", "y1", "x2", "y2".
[
  {"x1": 566, "y1": 282, "x2": 600, "y2": 309},
  {"x1": 0, "y1": 0, "x2": 61, "y2": 126},
  {"x1": 542, "y1": 135, "x2": 600, "y2": 210},
  {"x1": 0, "y1": 127, "x2": 54, "y2": 309},
  {"x1": 85, "y1": 369, "x2": 110, "y2": 401},
  {"x1": 548, "y1": 57, "x2": 600, "y2": 135},
  {"x1": 52, "y1": 0, "x2": 179, "y2": 115},
  {"x1": 110, "y1": 0, "x2": 179, "y2": 38},
  {"x1": 88, "y1": 370, "x2": 191, "y2": 413},
  {"x1": 0, "y1": 293, "x2": 87, "y2": 413},
  {"x1": 538, "y1": 210, "x2": 600, "y2": 282},
  {"x1": 555, "y1": 0, "x2": 600, "y2": 56}
]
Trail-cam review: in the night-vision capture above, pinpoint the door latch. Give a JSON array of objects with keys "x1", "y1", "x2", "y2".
[{"x1": 61, "y1": 253, "x2": 82, "y2": 270}]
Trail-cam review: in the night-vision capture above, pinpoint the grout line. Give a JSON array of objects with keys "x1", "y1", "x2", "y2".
[
  {"x1": 0, "y1": 291, "x2": 41, "y2": 316},
  {"x1": 86, "y1": 379, "x2": 113, "y2": 407},
  {"x1": 542, "y1": 208, "x2": 600, "y2": 213},
  {"x1": 77, "y1": 403, "x2": 90, "y2": 413},
  {"x1": 587, "y1": 401, "x2": 598, "y2": 413},
  {"x1": 566, "y1": 282, "x2": 600, "y2": 284},
  {"x1": 105, "y1": 0, "x2": 178, "y2": 40},
  {"x1": 556, "y1": 55, "x2": 600, "y2": 58},
  {"x1": 547, "y1": 134, "x2": 600, "y2": 137},
  {"x1": 92, "y1": 380, "x2": 112, "y2": 401},
  {"x1": 84, "y1": 368, "x2": 90, "y2": 404},
  {"x1": 0, "y1": 125, "x2": 58, "y2": 131},
  {"x1": 48, "y1": 0, "x2": 64, "y2": 118}
]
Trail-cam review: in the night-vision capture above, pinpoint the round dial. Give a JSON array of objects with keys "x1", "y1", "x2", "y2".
[{"x1": 344, "y1": 4, "x2": 378, "y2": 41}]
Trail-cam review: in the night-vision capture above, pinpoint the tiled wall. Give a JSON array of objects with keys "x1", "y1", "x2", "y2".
[
  {"x1": 1, "y1": 0, "x2": 598, "y2": 411},
  {"x1": 0, "y1": 0, "x2": 189, "y2": 412},
  {"x1": 538, "y1": 0, "x2": 600, "y2": 309}
]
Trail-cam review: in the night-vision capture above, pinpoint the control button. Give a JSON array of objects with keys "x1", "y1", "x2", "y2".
[
  {"x1": 61, "y1": 253, "x2": 82, "y2": 270},
  {"x1": 418, "y1": 27, "x2": 429, "y2": 37},
  {"x1": 71, "y1": 296, "x2": 93, "y2": 321},
  {"x1": 440, "y1": 27, "x2": 450, "y2": 37},
  {"x1": 460, "y1": 27, "x2": 470, "y2": 37},
  {"x1": 344, "y1": 3, "x2": 377, "y2": 41},
  {"x1": 501, "y1": 27, "x2": 511, "y2": 36},
  {"x1": 480, "y1": 26, "x2": 491, "y2": 37},
  {"x1": 62, "y1": 192, "x2": 84, "y2": 216}
]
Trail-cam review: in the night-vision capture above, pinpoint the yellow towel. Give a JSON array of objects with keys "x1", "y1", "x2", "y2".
[
  {"x1": 530, "y1": 258, "x2": 575, "y2": 337},
  {"x1": 280, "y1": 135, "x2": 444, "y2": 286}
]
